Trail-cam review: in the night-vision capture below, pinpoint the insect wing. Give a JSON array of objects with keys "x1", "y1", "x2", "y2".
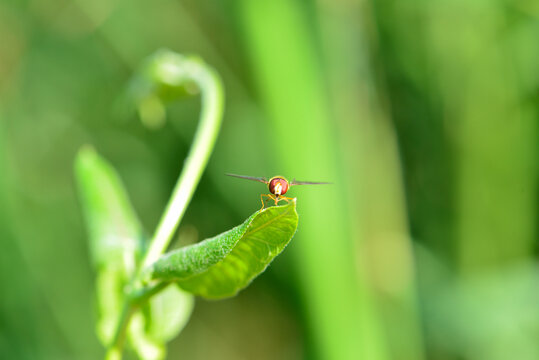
[
  {"x1": 290, "y1": 179, "x2": 332, "y2": 186},
  {"x1": 226, "y1": 173, "x2": 268, "y2": 184}
]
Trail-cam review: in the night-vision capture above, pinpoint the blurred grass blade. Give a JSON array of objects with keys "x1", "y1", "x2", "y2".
[
  {"x1": 75, "y1": 146, "x2": 143, "y2": 270},
  {"x1": 149, "y1": 201, "x2": 298, "y2": 299}
]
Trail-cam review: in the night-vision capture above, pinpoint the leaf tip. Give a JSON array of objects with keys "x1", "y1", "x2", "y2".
[
  {"x1": 75, "y1": 144, "x2": 97, "y2": 170},
  {"x1": 78, "y1": 144, "x2": 97, "y2": 157}
]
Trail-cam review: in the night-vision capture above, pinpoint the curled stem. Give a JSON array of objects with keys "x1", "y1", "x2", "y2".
[
  {"x1": 140, "y1": 51, "x2": 225, "y2": 269},
  {"x1": 108, "y1": 50, "x2": 224, "y2": 358}
]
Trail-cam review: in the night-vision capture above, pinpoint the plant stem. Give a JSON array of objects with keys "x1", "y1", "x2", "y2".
[
  {"x1": 130, "y1": 281, "x2": 171, "y2": 304},
  {"x1": 141, "y1": 52, "x2": 225, "y2": 270},
  {"x1": 106, "y1": 304, "x2": 134, "y2": 360},
  {"x1": 107, "y1": 51, "x2": 224, "y2": 358},
  {"x1": 105, "y1": 281, "x2": 171, "y2": 359}
]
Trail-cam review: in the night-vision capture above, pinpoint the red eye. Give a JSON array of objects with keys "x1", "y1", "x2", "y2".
[{"x1": 268, "y1": 178, "x2": 289, "y2": 195}]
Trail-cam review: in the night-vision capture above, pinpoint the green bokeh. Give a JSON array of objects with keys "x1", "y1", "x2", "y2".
[{"x1": 1, "y1": 0, "x2": 537, "y2": 359}]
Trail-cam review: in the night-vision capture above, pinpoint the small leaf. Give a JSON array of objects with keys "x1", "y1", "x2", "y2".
[
  {"x1": 75, "y1": 146, "x2": 195, "y2": 355},
  {"x1": 95, "y1": 268, "x2": 124, "y2": 345},
  {"x1": 149, "y1": 201, "x2": 298, "y2": 299},
  {"x1": 75, "y1": 147, "x2": 144, "y2": 345},
  {"x1": 74, "y1": 146, "x2": 143, "y2": 270},
  {"x1": 145, "y1": 285, "x2": 194, "y2": 342},
  {"x1": 128, "y1": 285, "x2": 194, "y2": 360},
  {"x1": 128, "y1": 312, "x2": 165, "y2": 360}
]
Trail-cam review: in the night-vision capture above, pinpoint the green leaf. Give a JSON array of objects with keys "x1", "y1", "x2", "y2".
[
  {"x1": 128, "y1": 285, "x2": 194, "y2": 360},
  {"x1": 75, "y1": 146, "x2": 145, "y2": 345},
  {"x1": 148, "y1": 201, "x2": 299, "y2": 299},
  {"x1": 144, "y1": 285, "x2": 194, "y2": 342},
  {"x1": 75, "y1": 146, "x2": 195, "y2": 355},
  {"x1": 95, "y1": 268, "x2": 125, "y2": 345},
  {"x1": 128, "y1": 312, "x2": 165, "y2": 360},
  {"x1": 74, "y1": 146, "x2": 143, "y2": 270}
]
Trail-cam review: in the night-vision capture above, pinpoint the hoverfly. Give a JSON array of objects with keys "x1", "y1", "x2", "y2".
[{"x1": 226, "y1": 173, "x2": 331, "y2": 209}]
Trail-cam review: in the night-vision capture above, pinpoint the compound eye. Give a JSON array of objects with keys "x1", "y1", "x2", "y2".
[{"x1": 269, "y1": 178, "x2": 289, "y2": 195}]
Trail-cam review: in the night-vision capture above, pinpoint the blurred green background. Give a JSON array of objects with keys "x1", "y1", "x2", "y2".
[{"x1": 1, "y1": 0, "x2": 538, "y2": 359}]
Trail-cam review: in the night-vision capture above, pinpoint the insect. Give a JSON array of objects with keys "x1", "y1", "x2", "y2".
[{"x1": 226, "y1": 173, "x2": 331, "y2": 209}]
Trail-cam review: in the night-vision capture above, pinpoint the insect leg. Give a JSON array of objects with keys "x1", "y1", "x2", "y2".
[
  {"x1": 260, "y1": 194, "x2": 275, "y2": 210},
  {"x1": 275, "y1": 195, "x2": 293, "y2": 206}
]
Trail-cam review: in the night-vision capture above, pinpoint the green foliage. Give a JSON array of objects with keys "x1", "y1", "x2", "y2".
[
  {"x1": 75, "y1": 146, "x2": 143, "y2": 271},
  {"x1": 75, "y1": 147, "x2": 195, "y2": 357},
  {"x1": 75, "y1": 144, "x2": 299, "y2": 359},
  {"x1": 3, "y1": 2, "x2": 537, "y2": 360},
  {"x1": 73, "y1": 50, "x2": 299, "y2": 359},
  {"x1": 75, "y1": 146, "x2": 147, "y2": 344},
  {"x1": 150, "y1": 201, "x2": 298, "y2": 299},
  {"x1": 127, "y1": 285, "x2": 194, "y2": 360}
]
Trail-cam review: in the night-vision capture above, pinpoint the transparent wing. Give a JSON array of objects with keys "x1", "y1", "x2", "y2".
[
  {"x1": 290, "y1": 179, "x2": 332, "y2": 186},
  {"x1": 226, "y1": 173, "x2": 268, "y2": 184}
]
